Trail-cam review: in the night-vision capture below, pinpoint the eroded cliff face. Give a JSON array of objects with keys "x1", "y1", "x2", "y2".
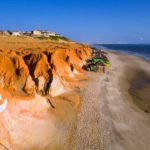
[
  {"x1": 0, "y1": 46, "x2": 91, "y2": 97},
  {"x1": 0, "y1": 36, "x2": 91, "y2": 150}
]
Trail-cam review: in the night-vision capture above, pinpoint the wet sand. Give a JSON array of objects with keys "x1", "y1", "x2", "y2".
[
  {"x1": 69, "y1": 51, "x2": 150, "y2": 150},
  {"x1": 112, "y1": 51, "x2": 150, "y2": 114},
  {"x1": 129, "y1": 71, "x2": 150, "y2": 113}
]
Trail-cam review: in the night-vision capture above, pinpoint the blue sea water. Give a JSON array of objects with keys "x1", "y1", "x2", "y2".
[{"x1": 94, "y1": 44, "x2": 150, "y2": 61}]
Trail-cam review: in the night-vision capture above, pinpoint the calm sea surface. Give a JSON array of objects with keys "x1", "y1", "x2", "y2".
[{"x1": 94, "y1": 44, "x2": 150, "y2": 61}]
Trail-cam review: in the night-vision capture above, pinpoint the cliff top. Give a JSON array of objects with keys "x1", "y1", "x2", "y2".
[{"x1": 0, "y1": 35, "x2": 87, "y2": 53}]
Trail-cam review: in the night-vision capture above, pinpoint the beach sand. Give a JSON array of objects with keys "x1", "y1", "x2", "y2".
[{"x1": 68, "y1": 51, "x2": 150, "y2": 150}]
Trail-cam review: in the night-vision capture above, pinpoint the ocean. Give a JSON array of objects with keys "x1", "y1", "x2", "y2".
[{"x1": 94, "y1": 44, "x2": 150, "y2": 61}]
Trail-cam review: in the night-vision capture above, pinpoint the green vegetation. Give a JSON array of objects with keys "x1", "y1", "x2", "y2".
[{"x1": 35, "y1": 36, "x2": 70, "y2": 41}]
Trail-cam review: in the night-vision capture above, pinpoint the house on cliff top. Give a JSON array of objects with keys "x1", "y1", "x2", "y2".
[
  {"x1": 32, "y1": 30, "x2": 62, "y2": 37},
  {"x1": 0, "y1": 30, "x2": 11, "y2": 36},
  {"x1": 42, "y1": 31, "x2": 56, "y2": 37},
  {"x1": 0, "y1": 29, "x2": 63, "y2": 37},
  {"x1": 11, "y1": 31, "x2": 22, "y2": 36},
  {"x1": 32, "y1": 30, "x2": 42, "y2": 36}
]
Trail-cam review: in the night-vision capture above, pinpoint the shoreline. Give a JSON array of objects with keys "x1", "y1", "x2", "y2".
[
  {"x1": 106, "y1": 49, "x2": 150, "y2": 62},
  {"x1": 110, "y1": 51, "x2": 150, "y2": 113},
  {"x1": 93, "y1": 44, "x2": 150, "y2": 62},
  {"x1": 69, "y1": 51, "x2": 150, "y2": 150}
]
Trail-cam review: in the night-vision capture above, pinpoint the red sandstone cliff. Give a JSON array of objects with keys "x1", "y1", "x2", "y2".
[{"x1": 0, "y1": 36, "x2": 92, "y2": 98}]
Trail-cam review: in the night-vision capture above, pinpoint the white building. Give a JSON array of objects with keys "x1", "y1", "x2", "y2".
[
  {"x1": 42, "y1": 31, "x2": 56, "y2": 37},
  {"x1": 0, "y1": 31, "x2": 11, "y2": 36},
  {"x1": 55, "y1": 33, "x2": 62, "y2": 37},
  {"x1": 42, "y1": 31, "x2": 51, "y2": 37},
  {"x1": 48, "y1": 32, "x2": 56, "y2": 36},
  {"x1": 32, "y1": 30, "x2": 42, "y2": 36},
  {"x1": 11, "y1": 31, "x2": 21, "y2": 36},
  {"x1": 23, "y1": 31, "x2": 32, "y2": 36}
]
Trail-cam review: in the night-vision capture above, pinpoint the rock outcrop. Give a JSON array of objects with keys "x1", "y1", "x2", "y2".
[{"x1": 0, "y1": 37, "x2": 92, "y2": 98}]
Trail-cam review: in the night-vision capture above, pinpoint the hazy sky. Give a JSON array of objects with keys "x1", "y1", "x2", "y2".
[{"x1": 0, "y1": 0, "x2": 150, "y2": 44}]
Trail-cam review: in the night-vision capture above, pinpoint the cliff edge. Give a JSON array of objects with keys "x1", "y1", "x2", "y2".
[{"x1": 0, "y1": 36, "x2": 92, "y2": 98}]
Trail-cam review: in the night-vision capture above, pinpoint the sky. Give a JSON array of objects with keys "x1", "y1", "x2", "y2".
[{"x1": 0, "y1": 0, "x2": 150, "y2": 44}]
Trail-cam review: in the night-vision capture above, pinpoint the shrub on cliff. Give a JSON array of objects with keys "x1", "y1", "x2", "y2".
[{"x1": 35, "y1": 36, "x2": 70, "y2": 41}]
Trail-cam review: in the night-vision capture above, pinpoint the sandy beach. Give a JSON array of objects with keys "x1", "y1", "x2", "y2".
[{"x1": 68, "y1": 51, "x2": 150, "y2": 150}]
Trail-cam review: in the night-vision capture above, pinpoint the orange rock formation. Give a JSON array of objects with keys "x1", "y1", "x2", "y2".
[
  {"x1": 0, "y1": 36, "x2": 92, "y2": 97},
  {"x1": 0, "y1": 36, "x2": 92, "y2": 150}
]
